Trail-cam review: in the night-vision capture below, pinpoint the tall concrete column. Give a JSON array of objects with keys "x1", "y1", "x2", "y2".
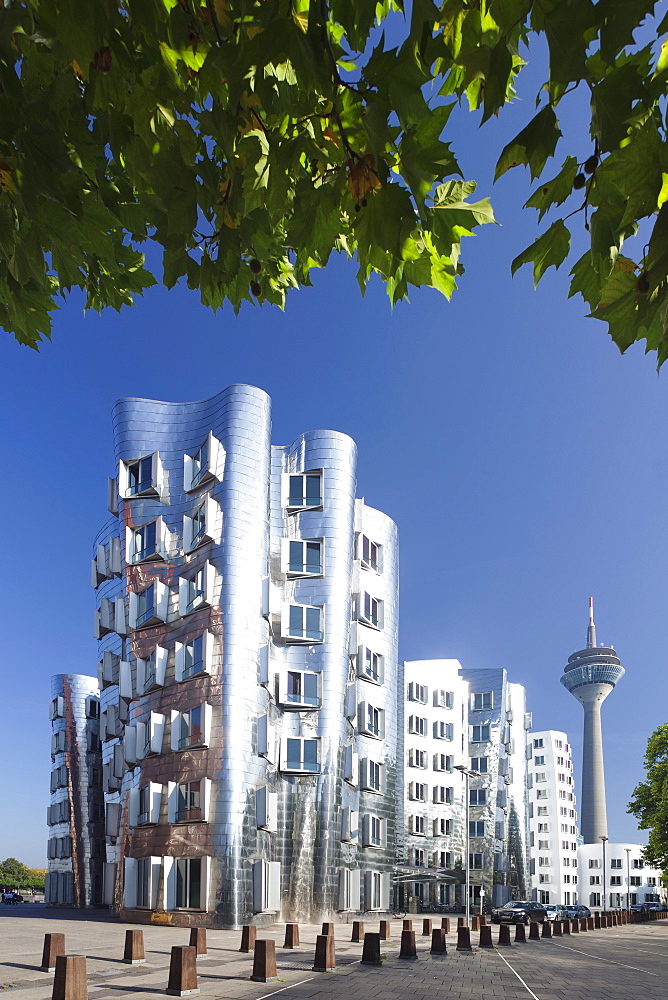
[{"x1": 560, "y1": 600, "x2": 624, "y2": 845}]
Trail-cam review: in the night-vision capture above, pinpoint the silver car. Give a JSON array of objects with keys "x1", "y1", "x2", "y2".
[{"x1": 544, "y1": 904, "x2": 568, "y2": 921}]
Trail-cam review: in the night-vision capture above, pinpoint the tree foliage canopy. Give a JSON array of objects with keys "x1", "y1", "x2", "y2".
[
  {"x1": 0, "y1": 856, "x2": 45, "y2": 889},
  {"x1": 1, "y1": 1, "x2": 667, "y2": 360},
  {"x1": 628, "y1": 724, "x2": 668, "y2": 880}
]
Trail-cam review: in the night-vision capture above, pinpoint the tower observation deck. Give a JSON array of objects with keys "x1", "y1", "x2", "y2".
[{"x1": 560, "y1": 598, "x2": 625, "y2": 844}]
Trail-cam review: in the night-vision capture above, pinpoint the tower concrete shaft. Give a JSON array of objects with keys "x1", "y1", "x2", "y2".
[{"x1": 560, "y1": 599, "x2": 624, "y2": 844}]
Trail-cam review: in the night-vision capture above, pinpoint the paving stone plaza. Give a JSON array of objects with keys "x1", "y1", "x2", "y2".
[{"x1": 1, "y1": 908, "x2": 667, "y2": 1000}]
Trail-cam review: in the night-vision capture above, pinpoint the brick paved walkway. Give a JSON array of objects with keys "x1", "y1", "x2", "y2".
[{"x1": 1, "y1": 909, "x2": 666, "y2": 1000}]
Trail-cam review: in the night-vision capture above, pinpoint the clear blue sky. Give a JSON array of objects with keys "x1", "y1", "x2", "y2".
[{"x1": 1, "y1": 66, "x2": 666, "y2": 868}]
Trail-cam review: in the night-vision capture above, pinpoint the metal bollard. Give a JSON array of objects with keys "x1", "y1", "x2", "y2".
[
  {"x1": 351, "y1": 921, "x2": 364, "y2": 943},
  {"x1": 457, "y1": 917, "x2": 465, "y2": 928},
  {"x1": 239, "y1": 925, "x2": 256, "y2": 953},
  {"x1": 166, "y1": 946, "x2": 199, "y2": 997},
  {"x1": 42, "y1": 934, "x2": 66, "y2": 974},
  {"x1": 541, "y1": 920, "x2": 552, "y2": 938},
  {"x1": 379, "y1": 920, "x2": 391, "y2": 940},
  {"x1": 52, "y1": 956, "x2": 87, "y2": 1000},
  {"x1": 478, "y1": 925, "x2": 493, "y2": 948},
  {"x1": 422, "y1": 918, "x2": 432, "y2": 936},
  {"x1": 123, "y1": 929, "x2": 145, "y2": 965},
  {"x1": 430, "y1": 928, "x2": 447, "y2": 955},
  {"x1": 441, "y1": 917, "x2": 450, "y2": 933},
  {"x1": 402, "y1": 919, "x2": 413, "y2": 931},
  {"x1": 456, "y1": 926, "x2": 472, "y2": 951},
  {"x1": 471, "y1": 915, "x2": 480, "y2": 932},
  {"x1": 553, "y1": 920, "x2": 562, "y2": 937},
  {"x1": 283, "y1": 923, "x2": 300, "y2": 949},
  {"x1": 361, "y1": 932, "x2": 381, "y2": 965},
  {"x1": 515, "y1": 923, "x2": 526, "y2": 943},
  {"x1": 251, "y1": 940, "x2": 278, "y2": 983},
  {"x1": 498, "y1": 924, "x2": 512, "y2": 946},
  {"x1": 313, "y1": 934, "x2": 335, "y2": 972},
  {"x1": 399, "y1": 929, "x2": 417, "y2": 960},
  {"x1": 321, "y1": 922, "x2": 335, "y2": 938},
  {"x1": 189, "y1": 929, "x2": 207, "y2": 958},
  {"x1": 529, "y1": 921, "x2": 540, "y2": 940}
]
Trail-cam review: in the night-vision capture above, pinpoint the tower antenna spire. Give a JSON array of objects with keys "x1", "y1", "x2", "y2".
[{"x1": 587, "y1": 596, "x2": 597, "y2": 649}]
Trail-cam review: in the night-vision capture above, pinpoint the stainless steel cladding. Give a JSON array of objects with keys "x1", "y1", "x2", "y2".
[
  {"x1": 90, "y1": 386, "x2": 399, "y2": 927},
  {"x1": 459, "y1": 668, "x2": 530, "y2": 909},
  {"x1": 47, "y1": 674, "x2": 102, "y2": 907}
]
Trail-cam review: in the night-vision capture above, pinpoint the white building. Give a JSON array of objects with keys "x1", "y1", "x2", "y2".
[
  {"x1": 578, "y1": 842, "x2": 667, "y2": 910},
  {"x1": 527, "y1": 730, "x2": 580, "y2": 905},
  {"x1": 398, "y1": 660, "x2": 469, "y2": 910}
]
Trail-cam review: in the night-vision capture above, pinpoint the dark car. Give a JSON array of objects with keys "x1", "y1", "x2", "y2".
[
  {"x1": 492, "y1": 901, "x2": 547, "y2": 925},
  {"x1": 564, "y1": 904, "x2": 591, "y2": 920}
]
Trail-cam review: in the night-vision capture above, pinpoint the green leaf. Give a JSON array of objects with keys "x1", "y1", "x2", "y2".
[
  {"x1": 511, "y1": 219, "x2": 571, "y2": 285},
  {"x1": 495, "y1": 106, "x2": 562, "y2": 181},
  {"x1": 591, "y1": 63, "x2": 646, "y2": 152},
  {"x1": 524, "y1": 156, "x2": 578, "y2": 221}
]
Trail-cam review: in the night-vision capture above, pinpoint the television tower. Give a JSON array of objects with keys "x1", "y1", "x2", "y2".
[{"x1": 560, "y1": 598, "x2": 625, "y2": 843}]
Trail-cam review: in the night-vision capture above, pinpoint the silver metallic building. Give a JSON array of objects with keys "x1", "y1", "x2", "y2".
[
  {"x1": 458, "y1": 669, "x2": 531, "y2": 908},
  {"x1": 46, "y1": 674, "x2": 103, "y2": 907},
  {"x1": 91, "y1": 385, "x2": 398, "y2": 926},
  {"x1": 560, "y1": 599, "x2": 625, "y2": 844}
]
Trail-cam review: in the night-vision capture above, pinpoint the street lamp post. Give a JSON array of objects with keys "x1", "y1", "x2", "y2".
[
  {"x1": 625, "y1": 848, "x2": 632, "y2": 915},
  {"x1": 600, "y1": 836, "x2": 608, "y2": 912},
  {"x1": 455, "y1": 765, "x2": 480, "y2": 927}
]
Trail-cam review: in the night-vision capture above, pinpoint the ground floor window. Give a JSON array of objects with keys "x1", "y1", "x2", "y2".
[
  {"x1": 176, "y1": 858, "x2": 202, "y2": 909},
  {"x1": 589, "y1": 892, "x2": 601, "y2": 907},
  {"x1": 539, "y1": 890, "x2": 550, "y2": 904}
]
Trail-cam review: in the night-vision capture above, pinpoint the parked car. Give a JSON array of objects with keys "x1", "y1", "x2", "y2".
[
  {"x1": 643, "y1": 903, "x2": 666, "y2": 912},
  {"x1": 544, "y1": 904, "x2": 569, "y2": 922},
  {"x1": 564, "y1": 904, "x2": 591, "y2": 920},
  {"x1": 491, "y1": 901, "x2": 547, "y2": 925}
]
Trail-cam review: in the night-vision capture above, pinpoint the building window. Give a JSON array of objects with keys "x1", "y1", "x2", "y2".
[
  {"x1": 538, "y1": 823, "x2": 549, "y2": 832},
  {"x1": 414, "y1": 849, "x2": 426, "y2": 867},
  {"x1": 287, "y1": 540, "x2": 323, "y2": 576},
  {"x1": 536, "y1": 790, "x2": 548, "y2": 799},
  {"x1": 130, "y1": 521, "x2": 160, "y2": 563},
  {"x1": 360, "y1": 703, "x2": 384, "y2": 739},
  {"x1": 181, "y1": 566, "x2": 210, "y2": 616},
  {"x1": 360, "y1": 535, "x2": 381, "y2": 571},
  {"x1": 434, "y1": 689, "x2": 454, "y2": 708},
  {"x1": 538, "y1": 840, "x2": 549, "y2": 850},
  {"x1": 362, "y1": 815, "x2": 384, "y2": 848},
  {"x1": 138, "y1": 786, "x2": 153, "y2": 826},
  {"x1": 629, "y1": 876, "x2": 642, "y2": 886},
  {"x1": 409, "y1": 715, "x2": 427, "y2": 736},
  {"x1": 367, "y1": 760, "x2": 382, "y2": 791},
  {"x1": 359, "y1": 592, "x2": 383, "y2": 628},
  {"x1": 470, "y1": 756, "x2": 488, "y2": 773},
  {"x1": 471, "y1": 725, "x2": 490, "y2": 743},
  {"x1": 434, "y1": 786, "x2": 453, "y2": 804},
  {"x1": 281, "y1": 670, "x2": 321, "y2": 708},
  {"x1": 175, "y1": 858, "x2": 203, "y2": 909},
  {"x1": 469, "y1": 853, "x2": 483, "y2": 870},
  {"x1": 409, "y1": 749, "x2": 428, "y2": 768},
  {"x1": 632, "y1": 859, "x2": 644, "y2": 869},
  {"x1": 358, "y1": 647, "x2": 383, "y2": 683},
  {"x1": 190, "y1": 440, "x2": 209, "y2": 489},
  {"x1": 537, "y1": 806, "x2": 548, "y2": 815},
  {"x1": 287, "y1": 472, "x2": 322, "y2": 510},
  {"x1": 411, "y1": 815, "x2": 426, "y2": 835},
  {"x1": 589, "y1": 875, "x2": 600, "y2": 885},
  {"x1": 410, "y1": 782, "x2": 428, "y2": 802},
  {"x1": 86, "y1": 697, "x2": 100, "y2": 720},
  {"x1": 285, "y1": 604, "x2": 323, "y2": 642},
  {"x1": 538, "y1": 874, "x2": 551, "y2": 884},
  {"x1": 283, "y1": 737, "x2": 320, "y2": 773},
  {"x1": 539, "y1": 890, "x2": 550, "y2": 903},
  {"x1": 535, "y1": 772, "x2": 547, "y2": 783},
  {"x1": 469, "y1": 789, "x2": 487, "y2": 806},
  {"x1": 610, "y1": 876, "x2": 622, "y2": 886},
  {"x1": 176, "y1": 708, "x2": 205, "y2": 750},
  {"x1": 588, "y1": 859, "x2": 600, "y2": 869},
  {"x1": 472, "y1": 692, "x2": 493, "y2": 710},
  {"x1": 126, "y1": 456, "x2": 154, "y2": 497},
  {"x1": 534, "y1": 755, "x2": 545, "y2": 765},
  {"x1": 538, "y1": 857, "x2": 550, "y2": 868},
  {"x1": 408, "y1": 683, "x2": 428, "y2": 703},
  {"x1": 183, "y1": 635, "x2": 204, "y2": 679},
  {"x1": 433, "y1": 818, "x2": 453, "y2": 836},
  {"x1": 589, "y1": 892, "x2": 601, "y2": 907},
  {"x1": 611, "y1": 858, "x2": 622, "y2": 869},
  {"x1": 533, "y1": 739, "x2": 544, "y2": 749},
  {"x1": 469, "y1": 821, "x2": 484, "y2": 838},
  {"x1": 176, "y1": 780, "x2": 203, "y2": 823},
  {"x1": 136, "y1": 584, "x2": 156, "y2": 628},
  {"x1": 434, "y1": 754, "x2": 454, "y2": 772},
  {"x1": 434, "y1": 721, "x2": 454, "y2": 740}
]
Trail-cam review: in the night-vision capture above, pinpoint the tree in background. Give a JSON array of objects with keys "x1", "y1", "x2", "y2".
[
  {"x1": 1, "y1": 1, "x2": 667, "y2": 362},
  {"x1": 628, "y1": 724, "x2": 668, "y2": 882},
  {"x1": 0, "y1": 857, "x2": 46, "y2": 890}
]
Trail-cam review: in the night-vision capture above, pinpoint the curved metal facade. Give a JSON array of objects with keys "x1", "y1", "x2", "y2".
[
  {"x1": 47, "y1": 674, "x2": 102, "y2": 907},
  {"x1": 90, "y1": 386, "x2": 398, "y2": 927}
]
